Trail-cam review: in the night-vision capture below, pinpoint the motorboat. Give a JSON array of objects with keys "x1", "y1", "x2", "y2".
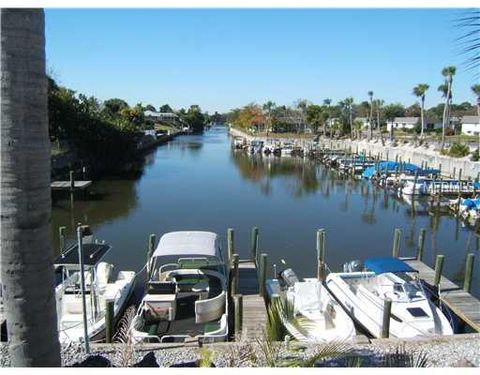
[
  {"x1": 129, "y1": 231, "x2": 228, "y2": 344},
  {"x1": 325, "y1": 257, "x2": 453, "y2": 338},
  {"x1": 280, "y1": 142, "x2": 294, "y2": 156},
  {"x1": 266, "y1": 268, "x2": 355, "y2": 343},
  {"x1": 55, "y1": 241, "x2": 136, "y2": 343}
]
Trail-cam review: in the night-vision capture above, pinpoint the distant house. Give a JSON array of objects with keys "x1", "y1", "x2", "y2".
[
  {"x1": 353, "y1": 117, "x2": 371, "y2": 129},
  {"x1": 144, "y1": 110, "x2": 178, "y2": 123},
  {"x1": 461, "y1": 116, "x2": 480, "y2": 136},
  {"x1": 386, "y1": 117, "x2": 419, "y2": 131}
]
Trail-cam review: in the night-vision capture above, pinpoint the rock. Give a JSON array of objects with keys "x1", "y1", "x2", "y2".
[
  {"x1": 133, "y1": 352, "x2": 159, "y2": 367},
  {"x1": 71, "y1": 355, "x2": 112, "y2": 367},
  {"x1": 170, "y1": 360, "x2": 199, "y2": 367},
  {"x1": 453, "y1": 359, "x2": 476, "y2": 367}
]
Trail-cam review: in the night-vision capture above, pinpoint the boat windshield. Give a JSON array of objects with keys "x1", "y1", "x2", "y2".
[{"x1": 376, "y1": 273, "x2": 425, "y2": 303}]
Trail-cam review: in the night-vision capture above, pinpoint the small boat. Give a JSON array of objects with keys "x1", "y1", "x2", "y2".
[
  {"x1": 326, "y1": 257, "x2": 453, "y2": 338},
  {"x1": 129, "y1": 231, "x2": 228, "y2": 344},
  {"x1": 280, "y1": 142, "x2": 294, "y2": 156},
  {"x1": 266, "y1": 268, "x2": 355, "y2": 343},
  {"x1": 55, "y1": 240, "x2": 136, "y2": 343}
]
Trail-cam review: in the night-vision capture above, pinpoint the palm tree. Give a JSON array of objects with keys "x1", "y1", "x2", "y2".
[
  {"x1": 471, "y1": 84, "x2": 480, "y2": 116},
  {"x1": 412, "y1": 84, "x2": 430, "y2": 138},
  {"x1": 263, "y1": 101, "x2": 276, "y2": 136},
  {"x1": 368, "y1": 91, "x2": 374, "y2": 139},
  {"x1": 339, "y1": 97, "x2": 354, "y2": 139},
  {"x1": 323, "y1": 99, "x2": 332, "y2": 136},
  {"x1": 440, "y1": 66, "x2": 456, "y2": 148},
  {"x1": 1, "y1": 9, "x2": 61, "y2": 366}
]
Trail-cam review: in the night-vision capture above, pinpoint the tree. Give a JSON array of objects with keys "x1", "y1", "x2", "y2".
[
  {"x1": 339, "y1": 97, "x2": 354, "y2": 138},
  {"x1": 368, "y1": 91, "x2": 374, "y2": 139},
  {"x1": 262, "y1": 101, "x2": 276, "y2": 136},
  {"x1": 1, "y1": 9, "x2": 61, "y2": 366},
  {"x1": 306, "y1": 105, "x2": 323, "y2": 134},
  {"x1": 144, "y1": 104, "x2": 156, "y2": 112},
  {"x1": 383, "y1": 103, "x2": 406, "y2": 122},
  {"x1": 440, "y1": 66, "x2": 456, "y2": 148},
  {"x1": 412, "y1": 83, "x2": 430, "y2": 138},
  {"x1": 471, "y1": 84, "x2": 480, "y2": 116},
  {"x1": 103, "y1": 98, "x2": 129, "y2": 117},
  {"x1": 159, "y1": 104, "x2": 173, "y2": 113}
]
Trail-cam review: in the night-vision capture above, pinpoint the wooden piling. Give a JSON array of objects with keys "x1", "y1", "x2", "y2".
[
  {"x1": 452, "y1": 167, "x2": 456, "y2": 179},
  {"x1": 147, "y1": 234, "x2": 156, "y2": 279},
  {"x1": 416, "y1": 228, "x2": 426, "y2": 261},
  {"x1": 259, "y1": 253, "x2": 267, "y2": 298},
  {"x1": 433, "y1": 254, "x2": 445, "y2": 288},
  {"x1": 58, "y1": 226, "x2": 67, "y2": 252},
  {"x1": 105, "y1": 299, "x2": 115, "y2": 343},
  {"x1": 232, "y1": 254, "x2": 239, "y2": 296},
  {"x1": 381, "y1": 298, "x2": 392, "y2": 338},
  {"x1": 251, "y1": 227, "x2": 259, "y2": 263},
  {"x1": 392, "y1": 228, "x2": 401, "y2": 258},
  {"x1": 227, "y1": 228, "x2": 234, "y2": 266},
  {"x1": 234, "y1": 294, "x2": 243, "y2": 337},
  {"x1": 316, "y1": 229, "x2": 326, "y2": 281},
  {"x1": 463, "y1": 253, "x2": 475, "y2": 293}
]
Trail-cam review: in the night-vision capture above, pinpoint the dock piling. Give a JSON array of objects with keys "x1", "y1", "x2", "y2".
[
  {"x1": 58, "y1": 226, "x2": 67, "y2": 252},
  {"x1": 316, "y1": 229, "x2": 326, "y2": 281},
  {"x1": 392, "y1": 228, "x2": 401, "y2": 258},
  {"x1": 259, "y1": 253, "x2": 267, "y2": 298},
  {"x1": 381, "y1": 298, "x2": 392, "y2": 338},
  {"x1": 251, "y1": 227, "x2": 259, "y2": 263},
  {"x1": 147, "y1": 234, "x2": 156, "y2": 279},
  {"x1": 234, "y1": 294, "x2": 243, "y2": 337},
  {"x1": 463, "y1": 253, "x2": 475, "y2": 293},
  {"x1": 416, "y1": 228, "x2": 426, "y2": 261},
  {"x1": 105, "y1": 299, "x2": 115, "y2": 343},
  {"x1": 433, "y1": 254, "x2": 445, "y2": 288},
  {"x1": 227, "y1": 228, "x2": 234, "y2": 266},
  {"x1": 232, "y1": 254, "x2": 239, "y2": 296}
]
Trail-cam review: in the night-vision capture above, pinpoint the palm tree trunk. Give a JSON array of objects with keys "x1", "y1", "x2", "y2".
[
  {"x1": 1, "y1": 9, "x2": 61, "y2": 366},
  {"x1": 420, "y1": 97, "x2": 425, "y2": 138},
  {"x1": 369, "y1": 101, "x2": 374, "y2": 139}
]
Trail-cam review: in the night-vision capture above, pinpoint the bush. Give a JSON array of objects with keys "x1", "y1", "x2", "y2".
[
  {"x1": 442, "y1": 143, "x2": 470, "y2": 158},
  {"x1": 471, "y1": 148, "x2": 479, "y2": 162}
]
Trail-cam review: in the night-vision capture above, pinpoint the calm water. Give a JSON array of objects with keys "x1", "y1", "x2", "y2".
[{"x1": 51, "y1": 126, "x2": 480, "y2": 297}]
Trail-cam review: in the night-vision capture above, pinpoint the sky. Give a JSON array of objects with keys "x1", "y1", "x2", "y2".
[{"x1": 45, "y1": 8, "x2": 479, "y2": 113}]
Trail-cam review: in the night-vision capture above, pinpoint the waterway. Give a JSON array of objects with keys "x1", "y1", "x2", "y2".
[{"x1": 51, "y1": 126, "x2": 480, "y2": 298}]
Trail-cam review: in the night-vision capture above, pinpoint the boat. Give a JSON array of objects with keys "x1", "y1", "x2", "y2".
[
  {"x1": 325, "y1": 257, "x2": 453, "y2": 338},
  {"x1": 266, "y1": 268, "x2": 355, "y2": 343},
  {"x1": 280, "y1": 142, "x2": 294, "y2": 156},
  {"x1": 129, "y1": 231, "x2": 229, "y2": 344},
  {"x1": 55, "y1": 240, "x2": 136, "y2": 343}
]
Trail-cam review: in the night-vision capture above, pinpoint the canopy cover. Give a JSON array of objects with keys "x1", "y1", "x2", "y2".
[
  {"x1": 54, "y1": 243, "x2": 111, "y2": 266},
  {"x1": 153, "y1": 231, "x2": 219, "y2": 258},
  {"x1": 364, "y1": 257, "x2": 417, "y2": 274},
  {"x1": 362, "y1": 161, "x2": 440, "y2": 179}
]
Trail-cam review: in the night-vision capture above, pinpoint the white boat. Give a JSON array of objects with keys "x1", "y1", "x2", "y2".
[
  {"x1": 129, "y1": 231, "x2": 228, "y2": 344},
  {"x1": 55, "y1": 241, "x2": 136, "y2": 343},
  {"x1": 326, "y1": 257, "x2": 453, "y2": 339},
  {"x1": 266, "y1": 269, "x2": 355, "y2": 343},
  {"x1": 281, "y1": 142, "x2": 294, "y2": 156}
]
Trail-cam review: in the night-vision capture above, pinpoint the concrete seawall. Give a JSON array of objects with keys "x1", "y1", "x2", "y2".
[{"x1": 228, "y1": 127, "x2": 480, "y2": 179}]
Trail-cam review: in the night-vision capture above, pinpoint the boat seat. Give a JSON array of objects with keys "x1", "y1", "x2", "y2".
[
  {"x1": 195, "y1": 291, "x2": 226, "y2": 323},
  {"x1": 148, "y1": 281, "x2": 177, "y2": 295},
  {"x1": 204, "y1": 314, "x2": 227, "y2": 336}
]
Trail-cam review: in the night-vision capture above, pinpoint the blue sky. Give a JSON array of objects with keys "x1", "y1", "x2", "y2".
[{"x1": 45, "y1": 9, "x2": 478, "y2": 113}]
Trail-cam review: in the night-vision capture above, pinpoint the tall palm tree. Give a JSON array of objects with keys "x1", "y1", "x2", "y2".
[
  {"x1": 1, "y1": 9, "x2": 61, "y2": 366},
  {"x1": 471, "y1": 84, "x2": 480, "y2": 116},
  {"x1": 340, "y1": 97, "x2": 354, "y2": 139},
  {"x1": 323, "y1": 98, "x2": 332, "y2": 135},
  {"x1": 440, "y1": 66, "x2": 456, "y2": 148},
  {"x1": 368, "y1": 91, "x2": 374, "y2": 139},
  {"x1": 412, "y1": 84, "x2": 430, "y2": 138},
  {"x1": 262, "y1": 101, "x2": 276, "y2": 136}
]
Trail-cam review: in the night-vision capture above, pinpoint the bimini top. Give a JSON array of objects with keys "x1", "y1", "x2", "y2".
[
  {"x1": 152, "y1": 231, "x2": 219, "y2": 258},
  {"x1": 364, "y1": 257, "x2": 417, "y2": 274},
  {"x1": 54, "y1": 243, "x2": 111, "y2": 267}
]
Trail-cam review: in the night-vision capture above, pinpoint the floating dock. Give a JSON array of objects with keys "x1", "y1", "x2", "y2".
[{"x1": 50, "y1": 180, "x2": 92, "y2": 191}]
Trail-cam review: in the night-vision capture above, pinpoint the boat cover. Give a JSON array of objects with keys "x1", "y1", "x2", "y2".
[
  {"x1": 364, "y1": 257, "x2": 417, "y2": 274},
  {"x1": 293, "y1": 281, "x2": 322, "y2": 314},
  {"x1": 153, "y1": 231, "x2": 219, "y2": 258},
  {"x1": 362, "y1": 161, "x2": 440, "y2": 179}
]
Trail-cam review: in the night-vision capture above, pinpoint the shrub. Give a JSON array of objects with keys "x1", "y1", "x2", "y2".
[
  {"x1": 471, "y1": 148, "x2": 479, "y2": 162},
  {"x1": 442, "y1": 143, "x2": 470, "y2": 158}
]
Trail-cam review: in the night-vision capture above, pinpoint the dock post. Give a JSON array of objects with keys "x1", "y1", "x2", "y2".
[
  {"x1": 392, "y1": 228, "x2": 401, "y2": 258},
  {"x1": 234, "y1": 294, "x2": 243, "y2": 338},
  {"x1": 227, "y1": 228, "x2": 234, "y2": 267},
  {"x1": 416, "y1": 228, "x2": 426, "y2": 261},
  {"x1": 433, "y1": 255, "x2": 445, "y2": 288},
  {"x1": 58, "y1": 226, "x2": 67, "y2": 253},
  {"x1": 463, "y1": 253, "x2": 475, "y2": 293},
  {"x1": 316, "y1": 229, "x2": 326, "y2": 281},
  {"x1": 251, "y1": 226, "x2": 259, "y2": 264},
  {"x1": 147, "y1": 234, "x2": 156, "y2": 279},
  {"x1": 232, "y1": 254, "x2": 239, "y2": 296},
  {"x1": 452, "y1": 167, "x2": 456, "y2": 179},
  {"x1": 259, "y1": 253, "x2": 267, "y2": 298},
  {"x1": 458, "y1": 168, "x2": 463, "y2": 199},
  {"x1": 105, "y1": 299, "x2": 115, "y2": 343},
  {"x1": 70, "y1": 170, "x2": 75, "y2": 203},
  {"x1": 381, "y1": 298, "x2": 392, "y2": 338}
]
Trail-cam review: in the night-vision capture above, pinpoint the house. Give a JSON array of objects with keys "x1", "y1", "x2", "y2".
[
  {"x1": 386, "y1": 117, "x2": 419, "y2": 132},
  {"x1": 461, "y1": 116, "x2": 480, "y2": 136},
  {"x1": 144, "y1": 110, "x2": 178, "y2": 123},
  {"x1": 353, "y1": 117, "x2": 372, "y2": 129}
]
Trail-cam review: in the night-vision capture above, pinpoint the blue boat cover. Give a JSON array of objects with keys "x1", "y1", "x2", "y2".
[
  {"x1": 362, "y1": 161, "x2": 440, "y2": 179},
  {"x1": 364, "y1": 257, "x2": 417, "y2": 274}
]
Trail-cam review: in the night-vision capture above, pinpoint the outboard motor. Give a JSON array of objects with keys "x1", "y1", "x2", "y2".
[
  {"x1": 343, "y1": 260, "x2": 364, "y2": 273},
  {"x1": 279, "y1": 268, "x2": 299, "y2": 288}
]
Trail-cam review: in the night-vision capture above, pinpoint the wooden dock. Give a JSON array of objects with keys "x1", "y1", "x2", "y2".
[
  {"x1": 402, "y1": 258, "x2": 480, "y2": 332},
  {"x1": 50, "y1": 180, "x2": 92, "y2": 191},
  {"x1": 236, "y1": 260, "x2": 268, "y2": 340}
]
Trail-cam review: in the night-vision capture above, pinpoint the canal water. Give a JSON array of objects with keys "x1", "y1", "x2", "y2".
[{"x1": 51, "y1": 126, "x2": 480, "y2": 298}]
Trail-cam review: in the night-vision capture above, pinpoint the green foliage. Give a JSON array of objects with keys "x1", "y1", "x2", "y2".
[
  {"x1": 383, "y1": 103, "x2": 406, "y2": 121},
  {"x1": 180, "y1": 105, "x2": 208, "y2": 132},
  {"x1": 306, "y1": 105, "x2": 324, "y2": 133},
  {"x1": 471, "y1": 148, "x2": 479, "y2": 161},
  {"x1": 441, "y1": 142, "x2": 470, "y2": 157},
  {"x1": 198, "y1": 347, "x2": 213, "y2": 367}
]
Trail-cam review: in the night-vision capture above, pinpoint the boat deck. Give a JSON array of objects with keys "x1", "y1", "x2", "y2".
[{"x1": 402, "y1": 258, "x2": 480, "y2": 332}]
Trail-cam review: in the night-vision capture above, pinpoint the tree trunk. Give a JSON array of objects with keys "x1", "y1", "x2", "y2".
[
  {"x1": 369, "y1": 100, "x2": 374, "y2": 139},
  {"x1": 441, "y1": 78, "x2": 452, "y2": 149},
  {"x1": 1, "y1": 9, "x2": 61, "y2": 366},
  {"x1": 420, "y1": 96, "x2": 425, "y2": 139}
]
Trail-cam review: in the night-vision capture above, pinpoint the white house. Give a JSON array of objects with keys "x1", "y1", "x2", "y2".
[
  {"x1": 144, "y1": 110, "x2": 178, "y2": 123},
  {"x1": 386, "y1": 117, "x2": 419, "y2": 132},
  {"x1": 461, "y1": 115, "x2": 480, "y2": 136},
  {"x1": 353, "y1": 117, "x2": 371, "y2": 129}
]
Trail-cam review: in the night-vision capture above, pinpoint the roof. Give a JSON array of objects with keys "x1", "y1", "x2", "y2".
[
  {"x1": 54, "y1": 243, "x2": 111, "y2": 267},
  {"x1": 354, "y1": 117, "x2": 369, "y2": 122},
  {"x1": 391, "y1": 117, "x2": 419, "y2": 124},
  {"x1": 152, "y1": 231, "x2": 219, "y2": 258},
  {"x1": 364, "y1": 257, "x2": 417, "y2": 274},
  {"x1": 144, "y1": 110, "x2": 178, "y2": 118},
  {"x1": 461, "y1": 116, "x2": 480, "y2": 124}
]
